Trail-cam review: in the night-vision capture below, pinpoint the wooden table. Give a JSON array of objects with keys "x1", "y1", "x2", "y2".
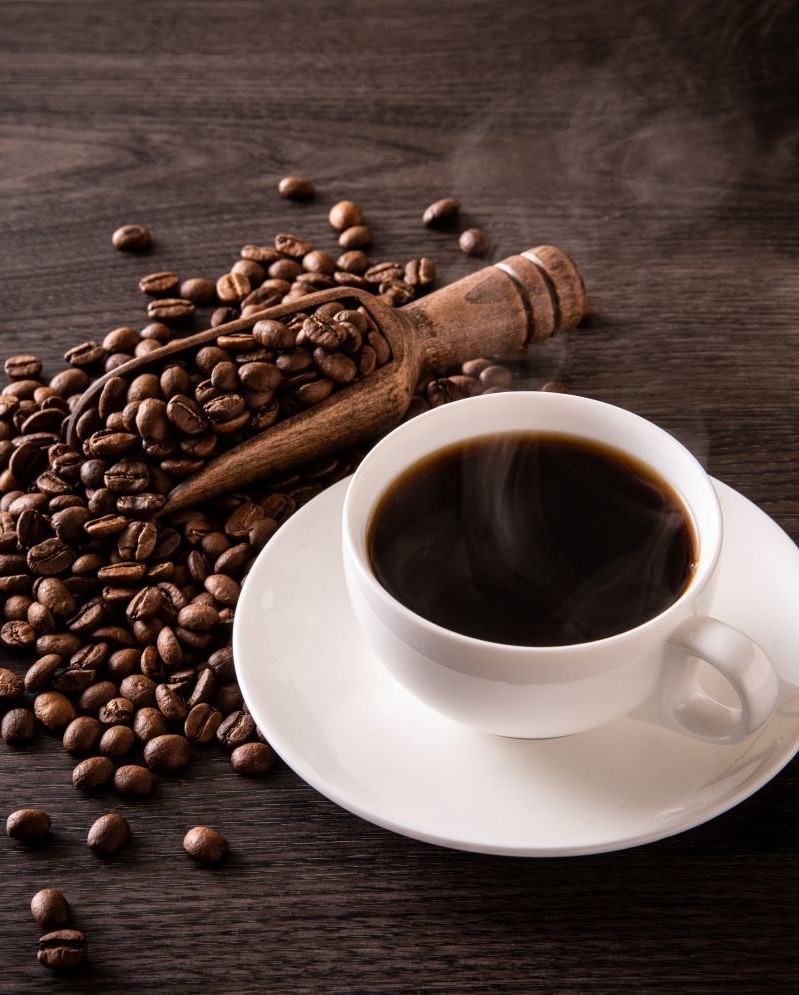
[{"x1": 1, "y1": 1, "x2": 797, "y2": 990}]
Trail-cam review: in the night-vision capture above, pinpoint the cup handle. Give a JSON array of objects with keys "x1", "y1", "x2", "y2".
[{"x1": 632, "y1": 616, "x2": 779, "y2": 744}]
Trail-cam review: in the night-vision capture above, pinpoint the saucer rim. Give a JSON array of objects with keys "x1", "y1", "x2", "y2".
[{"x1": 234, "y1": 476, "x2": 799, "y2": 857}]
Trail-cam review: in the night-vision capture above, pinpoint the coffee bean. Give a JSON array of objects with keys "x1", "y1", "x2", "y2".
[
  {"x1": 216, "y1": 709, "x2": 255, "y2": 749},
  {"x1": 119, "y1": 673, "x2": 156, "y2": 707},
  {"x1": 274, "y1": 233, "x2": 314, "y2": 258},
  {"x1": 329, "y1": 200, "x2": 363, "y2": 231},
  {"x1": 422, "y1": 197, "x2": 460, "y2": 226},
  {"x1": 87, "y1": 812, "x2": 130, "y2": 855},
  {"x1": 183, "y1": 825, "x2": 228, "y2": 864},
  {"x1": 114, "y1": 764, "x2": 155, "y2": 797},
  {"x1": 63, "y1": 717, "x2": 103, "y2": 755},
  {"x1": 34, "y1": 691, "x2": 76, "y2": 733},
  {"x1": 405, "y1": 257, "x2": 437, "y2": 288},
  {"x1": 37, "y1": 929, "x2": 88, "y2": 971},
  {"x1": 204, "y1": 573, "x2": 240, "y2": 606},
  {"x1": 479, "y1": 364, "x2": 513, "y2": 388},
  {"x1": 146, "y1": 298, "x2": 195, "y2": 322},
  {"x1": 99, "y1": 724, "x2": 136, "y2": 759},
  {"x1": 338, "y1": 225, "x2": 372, "y2": 250},
  {"x1": 5, "y1": 355, "x2": 43, "y2": 379},
  {"x1": 72, "y1": 755, "x2": 114, "y2": 790},
  {"x1": 166, "y1": 394, "x2": 206, "y2": 436},
  {"x1": 278, "y1": 175, "x2": 315, "y2": 200},
  {"x1": 31, "y1": 889, "x2": 71, "y2": 929},
  {"x1": 139, "y1": 272, "x2": 179, "y2": 297},
  {"x1": 0, "y1": 666, "x2": 24, "y2": 703},
  {"x1": 99, "y1": 697, "x2": 135, "y2": 726},
  {"x1": 113, "y1": 224, "x2": 151, "y2": 251},
  {"x1": 179, "y1": 277, "x2": 216, "y2": 304},
  {"x1": 459, "y1": 227, "x2": 491, "y2": 257},
  {"x1": 2, "y1": 707, "x2": 36, "y2": 745},
  {"x1": 78, "y1": 681, "x2": 118, "y2": 714},
  {"x1": 64, "y1": 341, "x2": 106, "y2": 368},
  {"x1": 216, "y1": 272, "x2": 251, "y2": 304},
  {"x1": 231, "y1": 741, "x2": 277, "y2": 776},
  {"x1": 155, "y1": 683, "x2": 187, "y2": 721},
  {"x1": 133, "y1": 706, "x2": 169, "y2": 743},
  {"x1": 143, "y1": 733, "x2": 192, "y2": 773},
  {"x1": 1, "y1": 619, "x2": 36, "y2": 648},
  {"x1": 7, "y1": 807, "x2": 51, "y2": 842}
]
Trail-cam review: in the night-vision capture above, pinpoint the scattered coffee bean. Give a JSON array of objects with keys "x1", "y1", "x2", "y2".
[
  {"x1": 328, "y1": 200, "x2": 363, "y2": 231},
  {"x1": 72, "y1": 755, "x2": 114, "y2": 790},
  {"x1": 34, "y1": 691, "x2": 76, "y2": 733},
  {"x1": 422, "y1": 197, "x2": 460, "y2": 226},
  {"x1": 1, "y1": 707, "x2": 36, "y2": 745},
  {"x1": 99, "y1": 724, "x2": 136, "y2": 758},
  {"x1": 87, "y1": 812, "x2": 130, "y2": 856},
  {"x1": 143, "y1": 733, "x2": 192, "y2": 773},
  {"x1": 7, "y1": 807, "x2": 51, "y2": 842},
  {"x1": 113, "y1": 764, "x2": 155, "y2": 797},
  {"x1": 231, "y1": 741, "x2": 277, "y2": 776},
  {"x1": 278, "y1": 175, "x2": 315, "y2": 200},
  {"x1": 338, "y1": 225, "x2": 372, "y2": 250},
  {"x1": 183, "y1": 825, "x2": 228, "y2": 864},
  {"x1": 37, "y1": 929, "x2": 87, "y2": 971},
  {"x1": 112, "y1": 224, "x2": 151, "y2": 251},
  {"x1": 139, "y1": 272, "x2": 180, "y2": 297},
  {"x1": 5, "y1": 355, "x2": 43, "y2": 380},
  {"x1": 31, "y1": 889, "x2": 71, "y2": 929},
  {"x1": 62, "y1": 716, "x2": 103, "y2": 755},
  {"x1": 0, "y1": 666, "x2": 24, "y2": 702},
  {"x1": 459, "y1": 227, "x2": 491, "y2": 257}
]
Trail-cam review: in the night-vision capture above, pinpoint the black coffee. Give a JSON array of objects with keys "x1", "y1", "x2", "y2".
[{"x1": 367, "y1": 432, "x2": 697, "y2": 646}]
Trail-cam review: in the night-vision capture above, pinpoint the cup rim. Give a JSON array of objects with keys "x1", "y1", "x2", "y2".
[{"x1": 342, "y1": 392, "x2": 722, "y2": 655}]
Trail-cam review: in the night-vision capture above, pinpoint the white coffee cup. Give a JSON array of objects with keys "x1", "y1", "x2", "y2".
[{"x1": 342, "y1": 391, "x2": 779, "y2": 741}]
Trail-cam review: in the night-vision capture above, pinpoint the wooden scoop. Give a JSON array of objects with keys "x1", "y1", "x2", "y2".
[{"x1": 66, "y1": 245, "x2": 587, "y2": 514}]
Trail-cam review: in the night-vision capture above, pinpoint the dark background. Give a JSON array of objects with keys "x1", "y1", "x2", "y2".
[{"x1": 1, "y1": 0, "x2": 798, "y2": 991}]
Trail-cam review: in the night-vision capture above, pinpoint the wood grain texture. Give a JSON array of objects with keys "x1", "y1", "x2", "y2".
[{"x1": 1, "y1": 0, "x2": 798, "y2": 991}]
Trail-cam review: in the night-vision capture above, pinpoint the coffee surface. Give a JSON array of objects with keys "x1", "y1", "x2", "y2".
[{"x1": 368, "y1": 432, "x2": 697, "y2": 646}]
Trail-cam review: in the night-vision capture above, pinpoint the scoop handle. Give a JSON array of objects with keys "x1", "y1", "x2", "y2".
[{"x1": 400, "y1": 245, "x2": 588, "y2": 377}]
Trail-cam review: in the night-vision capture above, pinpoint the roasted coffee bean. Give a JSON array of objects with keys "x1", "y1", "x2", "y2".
[
  {"x1": 99, "y1": 724, "x2": 136, "y2": 758},
  {"x1": 541, "y1": 380, "x2": 573, "y2": 393},
  {"x1": 278, "y1": 175, "x2": 315, "y2": 200},
  {"x1": 183, "y1": 702, "x2": 221, "y2": 744},
  {"x1": 113, "y1": 224, "x2": 151, "y2": 251},
  {"x1": 216, "y1": 272, "x2": 251, "y2": 304},
  {"x1": 114, "y1": 764, "x2": 155, "y2": 797},
  {"x1": 328, "y1": 200, "x2": 363, "y2": 230},
  {"x1": 50, "y1": 506, "x2": 91, "y2": 544},
  {"x1": 4, "y1": 594, "x2": 31, "y2": 620},
  {"x1": 423, "y1": 197, "x2": 460, "y2": 226},
  {"x1": 232, "y1": 259, "x2": 266, "y2": 287},
  {"x1": 147, "y1": 298, "x2": 195, "y2": 322},
  {"x1": 133, "y1": 707, "x2": 169, "y2": 743},
  {"x1": 72, "y1": 755, "x2": 114, "y2": 790},
  {"x1": 87, "y1": 812, "x2": 130, "y2": 856},
  {"x1": 156, "y1": 625, "x2": 183, "y2": 669},
  {"x1": 67, "y1": 599, "x2": 104, "y2": 635},
  {"x1": 155, "y1": 683, "x2": 187, "y2": 721},
  {"x1": 204, "y1": 573, "x2": 240, "y2": 606},
  {"x1": 5, "y1": 354, "x2": 43, "y2": 379},
  {"x1": 36, "y1": 632, "x2": 83, "y2": 657},
  {"x1": 78, "y1": 681, "x2": 117, "y2": 714},
  {"x1": 215, "y1": 680, "x2": 243, "y2": 714},
  {"x1": 31, "y1": 889, "x2": 71, "y2": 929},
  {"x1": 7, "y1": 807, "x2": 51, "y2": 842},
  {"x1": 405, "y1": 257, "x2": 437, "y2": 287},
  {"x1": 118, "y1": 673, "x2": 156, "y2": 708},
  {"x1": 216, "y1": 709, "x2": 255, "y2": 749},
  {"x1": 2, "y1": 707, "x2": 36, "y2": 745},
  {"x1": 313, "y1": 348, "x2": 357, "y2": 384},
  {"x1": 85, "y1": 513, "x2": 129, "y2": 538},
  {"x1": 177, "y1": 603, "x2": 219, "y2": 633},
  {"x1": 118, "y1": 520, "x2": 158, "y2": 562},
  {"x1": 103, "y1": 327, "x2": 140, "y2": 353},
  {"x1": 274, "y1": 232, "x2": 314, "y2": 258},
  {"x1": 24, "y1": 654, "x2": 62, "y2": 693},
  {"x1": 183, "y1": 825, "x2": 228, "y2": 864},
  {"x1": 63, "y1": 717, "x2": 103, "y2": 755},
  {"x1": 338, "y1": 225, "x2": 372, "y2": 250},
  {"x1": 240, "y1": 243, "x2": 281, "y2": 265},
  {"x1": 38, "y1": 929, "x2": 88, "y2": 971},
  {"x1": 207, "y1": 645, "x2": 235, "y2": 683},
  {"x1": 10, "y1": 441, "x2": 48, "y2": 482},
  {"x1": 1, "y1": 620, "x2": 36, "y2": 649},
  {"x1": 36, "y1": 577, "x2": 76, "y2": 618},
  {"x1": 34, "y1": 691, "x2": 76, "y2": 732},
  {"x1": 231, "y1": 741, "x2": 277, "y2": 776},
  {"x1": 139, "y1": 271, "x2": 179, "y2": 297},
  {"x1": 479, "y1": 364, "x2": 513, "y2": 388},
  {"x1": 166, "y1": 395, "x2": 206, "y2": 435},
  {"x1": 143, "y1": 733, "x2": 192, "y2": 773},
  {"x1": 70, "y1": 641, "x2": 108, "y2": 669},
  {"x1": 88, "y1": 429, "x2": 138, "y2": 460},
  {"x1": 459, "y1": 227, "x2": 491, "y2": 257},
  {"x1": 180, "y1": 277, "x2": 216, "y2": 304},
  {"x1": 99, "y1": 696, "x2": 135, "y2": 726},
  {"x1": 64, "y1": 341, "x2": 106, "y2": 368},
  {"x1": 52, "y1": 667, "x2": 96, "y2": 693}
]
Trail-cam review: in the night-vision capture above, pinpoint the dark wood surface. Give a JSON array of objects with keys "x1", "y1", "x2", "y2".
[{"x1": 1, "y1": 1, "x2": 798, "y2": 991}]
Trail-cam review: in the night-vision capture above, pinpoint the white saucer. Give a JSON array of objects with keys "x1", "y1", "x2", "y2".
[{"x1": 234, "y1": 477, "x2": 799, "y2": 856}]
